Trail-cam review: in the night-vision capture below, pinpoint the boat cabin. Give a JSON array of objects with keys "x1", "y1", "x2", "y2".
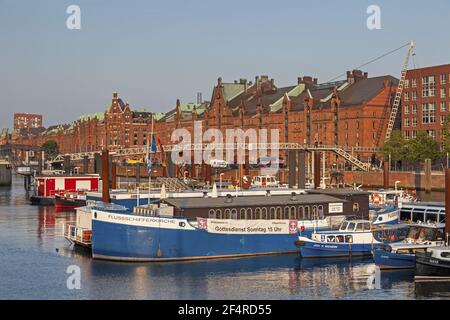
[
  {"x1": 158, "y1": 194, "x2": 350, "y2": 221},
  {"x1": 35, "y1": 174, "x2": 100, "y2": 197}
]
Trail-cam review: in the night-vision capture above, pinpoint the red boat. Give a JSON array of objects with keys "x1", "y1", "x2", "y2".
[
  {"x1": 31, "y1": 174, "x2": 99, "y2": 206},
  {"x1": 54, "y1": 191, "x2": 87, "y2": 211}
]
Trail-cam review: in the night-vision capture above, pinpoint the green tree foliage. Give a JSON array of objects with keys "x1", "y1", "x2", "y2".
[
  {"x1": 41, "y1": 140, "x2": 59, "y2": 158},
  {"x1": 380, "y1": 130, "x2": 407, "y2": 161},
  {"x1": 406, "y1": 131, "x2": 441, "y2": 161},
  {"x1": 442, "y1": 114, "x2": 450, "y2": 153}
]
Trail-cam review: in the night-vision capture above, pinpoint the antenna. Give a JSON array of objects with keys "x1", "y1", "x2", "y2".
[{"x1": 197, "y1": 92, "x2": 202, "y2": 104}]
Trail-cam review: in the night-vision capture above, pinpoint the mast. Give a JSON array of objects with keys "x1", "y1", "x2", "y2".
[{"x1": 148, "y1": 115, "x2": 154, "y2": 207}]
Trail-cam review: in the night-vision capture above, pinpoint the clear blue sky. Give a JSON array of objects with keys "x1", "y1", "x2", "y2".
[{"x1": 1, "y1": 0, "x2": 449, "y2": 129}]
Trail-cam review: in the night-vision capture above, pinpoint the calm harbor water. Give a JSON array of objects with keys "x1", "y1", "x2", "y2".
[{"x1": 0, "y1": 174, "x2": 448, "y2": 300}]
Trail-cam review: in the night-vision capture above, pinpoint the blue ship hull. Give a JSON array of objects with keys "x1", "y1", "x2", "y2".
[
  {"x1": 373, "y1": 249, "x2": 414, "y2": 269},
  {"x1": 91, "y1": 219, "x2": 321, "y2": 262},
  {"x1": 299, "y1": 242, "x2": 379, "y2": 258}
]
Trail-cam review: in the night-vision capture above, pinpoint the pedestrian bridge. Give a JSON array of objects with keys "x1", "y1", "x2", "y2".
[{"x1": 49, "y1": 143, "x2": 378, "y2": 172}]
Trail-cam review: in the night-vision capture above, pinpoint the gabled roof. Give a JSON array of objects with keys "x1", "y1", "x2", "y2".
[{"x1": 339, "y1": 75, "x2": 398, "y2": 106}]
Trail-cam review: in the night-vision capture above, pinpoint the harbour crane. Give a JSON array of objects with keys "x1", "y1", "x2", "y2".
[{"x1": 384, "y1": 40, "x2": 414, "y2": 141}]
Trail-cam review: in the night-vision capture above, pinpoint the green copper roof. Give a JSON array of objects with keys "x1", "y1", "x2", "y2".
[
  {"x1": 79, "y1": 112, "x2": 105, "y2": 123},
  {"x1": 222, "y1": 83, "x2": 247, "y2": 102}
]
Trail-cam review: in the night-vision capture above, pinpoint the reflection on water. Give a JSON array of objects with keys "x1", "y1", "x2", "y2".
[{"x1": 0, "y1": 174, "x2": 448, "y2": 299}]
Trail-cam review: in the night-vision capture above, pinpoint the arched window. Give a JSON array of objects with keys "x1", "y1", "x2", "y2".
[
  {"x1": 298, "y1": 206, "x2": 304, "y2": 220},
  {"x1": 246, "y1": 208, "x2": 253, "y2": 220},
  {"x1": 290, "y1": 206, "x2": 297, "y2": 220},
  {"x1": 209, "y1": 209, "x2": 215, "y2": 218},
  {"x1": 231, "y1": 209, "x2": 238, "y2": 220},
  {"x1": 318, "y1": 205, "x2": 324, "y2": 218},
  {"x1": 255, "y1": 208, "x2": 262, "y2": 219},
  {"x1": 304, "y1": 206, "x2": 310, "y2": 220},
  {"x1": 262, "y1": 207, "x2": 268, "y2": 220},
  {"x1": 270, "y1": 207, "x2": 276, "y2": 219},
  {"x1": 215, "y1": 209, "x2": 222, "y2": 219},
  {"x1": 277, "y1": 207, "x2": 283, "y2": 219},
  {"x1": 284, "y1": 207, "x2": 290, "y2": 220},
  {"x1": 224, "y1": 209, "x2": 231, "y2": 219},
  {"x1": 312, "y1": 206, "x2": 318, "y2": 219},
  {"x1": 240, "y1": 208, "x2": 247, "y2": 220}
]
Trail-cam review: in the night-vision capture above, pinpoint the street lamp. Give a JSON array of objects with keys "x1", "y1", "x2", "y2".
[
  {"x1": 394, "y1": 180, "x2": 401, "y2": 192},
  {"x1": 220, "y1": 173, "x2": 224, "y2": 189}
]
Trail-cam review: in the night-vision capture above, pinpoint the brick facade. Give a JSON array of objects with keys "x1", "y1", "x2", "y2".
[
  {"x1": 8, "y1": 70, "x2": 399, "y2": 163},
  {"x1": 402, "y1": 64, "x2": 450, "y2": 143}
]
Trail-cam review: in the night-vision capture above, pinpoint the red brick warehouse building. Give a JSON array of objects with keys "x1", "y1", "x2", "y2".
[
  {"x1": 9, "y1": 69, "x2": 400, "y2": 169},
  {"x1": 402, "y1": 64, "x2": 450, "y2": 144}
]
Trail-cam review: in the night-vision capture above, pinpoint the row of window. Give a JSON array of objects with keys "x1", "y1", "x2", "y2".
[
  {"x1": 207, "y1": 205, "x2": 325, "y2": 220},
  {"x1": 404, "y1": 88, "x2": 450, "y2": 101},
  {"x1": 405, "y1": 74, "x2": 450, "y2": 89},
  {"x1": 404, "y1": 102, "x2": 448, "y2": 115},
  {"x1": 404, "y1": 130, "x2": 436, "y2": 140}
]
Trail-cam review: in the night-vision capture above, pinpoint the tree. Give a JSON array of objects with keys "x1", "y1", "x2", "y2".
[
  {"x1": 41, "y1": 140, "x2": 59, "y2": 158},
  {"x1": 442, "y1": 114, "x2": 450, "y2": 153},
  {"x1": 406, "y1": 131, "x2": 441, "y2": 162},
  {"x1": 380, "y1": 130, "x2": 407, "y2": 166}
]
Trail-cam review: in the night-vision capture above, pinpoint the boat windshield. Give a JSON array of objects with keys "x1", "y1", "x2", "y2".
[{"x1": 373, "y1": 225, "x2": 409, "y2": 243}]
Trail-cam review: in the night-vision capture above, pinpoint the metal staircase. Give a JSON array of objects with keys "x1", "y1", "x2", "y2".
[
  {"x1": 156, "y1": 177, "x2": 191, "y2": 191},
  {"x1": 332, "y1": 147, "x2": 370, "y2": 171}
]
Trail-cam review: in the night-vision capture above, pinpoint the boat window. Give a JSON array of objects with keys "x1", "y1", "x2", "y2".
[
  {"x1": 327, "y1": 236, "x2": 336, "y2": 243},
  {"x1": 412, "y1": 210, "x2": 425, "y2": 223},
  {"x1": 356, "y1": 223, "x2": 364, "y2": 231},
  {"x1": 304, "y1": 206, "x2": 310, "y2": 220},
  {"x1": 284, "y1": 207, "x2": 290, "y2": 220},
  {"x1": 239, "y1": 208, "x2": 246, "y2": 220},
  {"x1": 353, "y1": 203, "x2": 359, "y2": 212},
  {"x1": 318, "y1": 205, "x2": 324, "y2": 218},
  {"x1": 255, "y1": 208, "x2": 261, "y2": 219},
  {"x1": 270, "y1": 207, "x2": 276, "y2": 220},
  {"x1": 208, "y1": 209, "x2": 215, "y2": 218},
  {"x1": 290, "y1": 206, "x2": 297, "y2": 220},
  {"x1": 436, "y1": 229, "x2": 444, "y2": 241},
  {"x1": 347, "y1": 223, "x2": 356, "y2": 231},
  {"x1": 400, "y1": 210, "x2": 413, "y2": 222},
  {"x1": 340, "y1": 222, "x2": 349, "y2": 231},
  {"x1": 425, "y1": 212, "x2": 438, "y2": 223},
  {"x1": 363, "y1": 223, "x2": 371, "y2": 231},
  {"x1": 407, "y1": 226, "x2": 419, "y2": 240},
  {"x1": 262, "y1": 207, "x2": 268, "y2": 220},
  {"x1": 224, "y1": 209, "x2": 231, "y2": 220},
  {"x1": 419, "y1": 228, "x2": 437, "y2": 241},
  {"x1": 298, "y1": 206, "x2": 304, "y2": 220},
  {"x1": 336, "y1": 235, "x2": 344, "y2": 243},
  {"x1": 216, "y1": 209, "x2": 222, "y2": 219},
  {"x1": 345, "y1": 235, "x2": 353, "y2": 243},
  {"x1": 231, "y1": 208, "x2": 237, "y2": 218},
  {"x1": 277, "y1": 207, "x2": 283, "y2": 219},
  {"x1": 246, "y1": 208, "x2": 253, "y2": 220},
  {"x1": 441, "y1": 252, "x2": 450, "y2": 258}
]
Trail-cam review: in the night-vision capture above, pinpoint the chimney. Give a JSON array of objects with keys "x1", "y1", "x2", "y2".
[
  {"x1": 298, "y1": 76, "x2": 315, "y2": 88},
  {"x1": 112, "y1": 92, "x2": 118, "y2": 100},
  {"x1": 351, "y1": 70, "x2": 366, "y2": 82},
  {"x1": 347, "y1": 71, "x2": 354, "y2": 84}
]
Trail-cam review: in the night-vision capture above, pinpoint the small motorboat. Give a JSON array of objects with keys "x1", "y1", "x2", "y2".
[
  {"x1": 55, "y1": 191, "x2": 87, "y2": 211},
  {"x1": 415, "y1": 246, "x2": 450, "y2": 280},
  {"x1": 296, "y1": 219, "x2": 387, "y2": 258},
  {"x1": 369, "y1": 205, "x2": 400, "y2": 226},
  {"x1": 373, "y1": 222, "x2": 446, "y2": 270}
]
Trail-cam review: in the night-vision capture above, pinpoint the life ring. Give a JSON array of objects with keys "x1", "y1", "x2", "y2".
[{"x1": 371, "y1": 193, "x2": 382, "y2": 204}]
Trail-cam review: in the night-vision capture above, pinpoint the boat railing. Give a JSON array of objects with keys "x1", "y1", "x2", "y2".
[{"x1": 62, "y1": 222, "x2": 92, "y2": 246}]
